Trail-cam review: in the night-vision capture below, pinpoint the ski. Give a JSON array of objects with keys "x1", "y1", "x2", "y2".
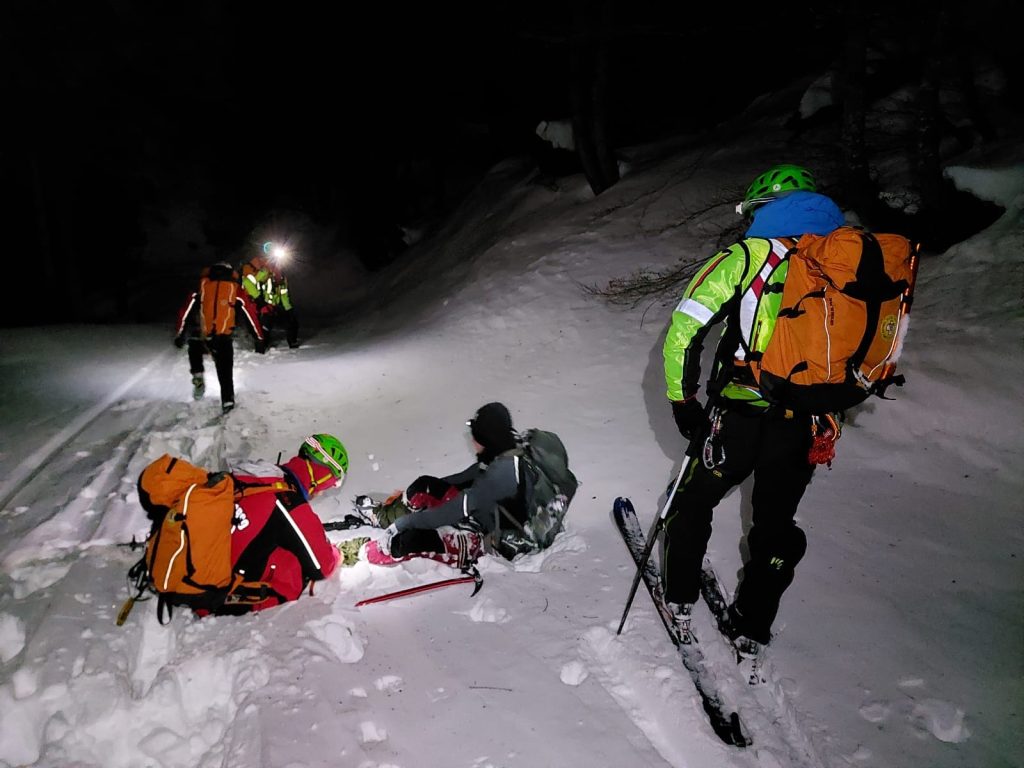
[
  {"x1": 698, "y1": 560, "x2": 732, "y2": 636},
  {"x1": 613, "y1": 497, "x2": 751, "y2": 747},
  {"x1": 615, "y1": 498, "x2": 826, "y2": 765},
  {"x1": 354, "y1": 566, "x2": 483, "y2": 607},
  {"x1": 700, "y1": 562, "x2": 767, "y2": 687}
]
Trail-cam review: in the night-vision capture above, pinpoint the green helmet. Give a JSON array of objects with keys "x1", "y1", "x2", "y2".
[
  {"x1": 738, "y1": 164, "x2": 817, "y2": 216},
  {"x1": 299, "y1": 433, "x2": 349, "y2": 479}
]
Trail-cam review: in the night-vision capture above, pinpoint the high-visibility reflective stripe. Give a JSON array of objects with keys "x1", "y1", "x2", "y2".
[
  {"x1": 276, "y1": 499, "x2": 321, "y2": 571},
  {"x1": 675, "y1": 298, "x2": 714, "y2": 324},
  {"x1": 177, "y1": 295, "x2": 196, "y2": 336},
  {"x1": 739, "y1": 240, "x2": 787, "y2": 352},
  {"x1": 163, "y1": 483, "x2": 198, "y2": 590},
  {"x1": 163, "y1": 530, "x2": 186, "y2": 590}
]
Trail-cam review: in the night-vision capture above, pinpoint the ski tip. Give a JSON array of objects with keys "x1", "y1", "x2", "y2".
[{"x1": 612, "y1": 497, "x2": 634, "y2": 512}]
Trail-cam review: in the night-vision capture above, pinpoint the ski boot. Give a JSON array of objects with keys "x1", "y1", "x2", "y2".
[
  {"x1": 435, "y1": 527, "x2": 484, "y2": 569},
  {"x1": 726, "y1": 603, "x2": 767, "y2": 685},
  {"x1": 734, "y1": 636, "x2": 767, "y2": 686},
  {"x1": 667, "y1": 602, "x2": 694, "y2": 645},
  {"x1": 365, "y1": 527, "x2": 484, "y2": 569},
  {"x1": 191, "y1": 374, "x2": 205, "y2": 400}
]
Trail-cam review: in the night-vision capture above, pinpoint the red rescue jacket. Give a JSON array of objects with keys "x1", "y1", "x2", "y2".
[{"x1": 220, "y1": 456, "x2": 341, "y2": 613}]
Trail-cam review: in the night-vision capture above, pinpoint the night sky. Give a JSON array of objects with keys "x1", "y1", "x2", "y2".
[{"x1": 2, "y1": 2, "x2": 1018, "y2": 325}]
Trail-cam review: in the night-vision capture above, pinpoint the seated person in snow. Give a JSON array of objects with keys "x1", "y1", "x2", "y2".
[{"x1": 365, "y1": 402, "x2": 531, "y2": 568}]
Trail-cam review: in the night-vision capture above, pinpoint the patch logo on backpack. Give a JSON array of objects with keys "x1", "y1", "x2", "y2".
[
  {"x1": 752, "y1": 226, "x2": 920, "y2": 413},
  {"x1": 880, "y1": 314, "x2": 898, "y2": 340}
]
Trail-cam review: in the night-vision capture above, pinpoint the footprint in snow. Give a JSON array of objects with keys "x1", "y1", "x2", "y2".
[
  {"x1": 457, "y1": 597, "x2": 509, "y2": 623},
  {"x1": 374, "y1": 674, "x2": 403, "y2": 693}
]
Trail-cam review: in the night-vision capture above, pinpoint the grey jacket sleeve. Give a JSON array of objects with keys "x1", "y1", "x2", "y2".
[
  {"x1": 394, "y1": 456, "x2": 521, "y2": 534},
  {"x1": 441, "y1": 462, "x2": 485, "y2": 489}
]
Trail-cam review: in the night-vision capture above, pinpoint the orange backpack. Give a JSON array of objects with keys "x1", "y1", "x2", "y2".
[
  {"x1": 753, "y1": 226, "x2": 920, "y2": 413},
  {"x1": 199, "y1": 263, "x2": 240, "y2": 336},
  {"x1": 125, "y1": 455, "x2": 274, "y2": 624}
]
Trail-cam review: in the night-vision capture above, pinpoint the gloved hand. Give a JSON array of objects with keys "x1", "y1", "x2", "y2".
[
  {"x1": 255, "y1": 339, "x2": 267, "y2": 354},
  {"x1": 173, "y1": 336, "x2": 185, "y2": 349},
  {"x1": 671, "y1": 397, "x2": 708, "y2": 441},
  {"x1": 379, "y1": 523, "x2": 399, "y2": 556}
]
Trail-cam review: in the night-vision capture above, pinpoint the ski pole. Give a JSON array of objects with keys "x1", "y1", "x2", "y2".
[
  {"x1": 616, "y1": 453, "x2": 691, "y2": 635},
  {"x1": 617, "y1": 369, "x2": 725, "y2": 636}
]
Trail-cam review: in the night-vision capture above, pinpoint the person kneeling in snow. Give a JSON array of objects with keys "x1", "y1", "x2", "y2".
[
  {"x1": 132, "y1": 434, "x2": 347, "y2": 621},
  {"x1": 364, "y1": 402, "x2": 577, "y2": 568},
  {"x1": 222, "y1": 434, "x2": 349, "y2": 613}
]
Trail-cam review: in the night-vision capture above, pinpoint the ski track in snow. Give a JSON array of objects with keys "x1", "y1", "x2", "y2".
[
  {"x1": 578, "y1": 624, "x2": 741, "y2": 767},
  {"x1": 0, "y1": 358, "x2": 373, "y2": 768},
  {"x1": 0, "y1": 352, "x2": 171, "y2": 513},
  {"x1": 854, "y1": 678, "x2": 970, "y2": 746}
]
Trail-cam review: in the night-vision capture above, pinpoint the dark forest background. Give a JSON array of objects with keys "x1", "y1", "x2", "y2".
[{"x1": 1, "y1": 1, "x2": 1020, "y2": 326}]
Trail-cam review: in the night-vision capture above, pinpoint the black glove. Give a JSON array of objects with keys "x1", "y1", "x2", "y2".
[
  {"x1": 173, "y1": 336, "x2": 185, "y2": 349},
  {"x1": 255, "y1": 339, "x2": 267, "y2": 354},
  {"x1": 671, "y1": 398, "x2": 708, "y2": 441}
]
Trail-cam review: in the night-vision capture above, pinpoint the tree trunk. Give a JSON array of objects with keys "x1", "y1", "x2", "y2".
[
  {"x1": 569, "y1": 0, "x2": 618, "y2": 196},
  {"x1": 915, "y1": 2, "x2": 947, "y2": 216},
  {"x1": 838, "y1": 2, "x2": 873, "y2": 214},
  {"x1": 591, "y1": 0, "x2": 619, "y2": 189}
]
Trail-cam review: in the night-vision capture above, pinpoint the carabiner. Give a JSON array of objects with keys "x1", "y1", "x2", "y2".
[{"x1": 702, "y1": 408, "x2": 727, "y2": 470}]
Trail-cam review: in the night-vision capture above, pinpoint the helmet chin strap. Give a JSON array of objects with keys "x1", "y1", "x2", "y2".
[{"x1": 301, "y1": 457, "x2": 340, "y2": 496}]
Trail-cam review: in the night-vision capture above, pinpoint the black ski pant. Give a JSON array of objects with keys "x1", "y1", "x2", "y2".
[
  {"x1": 663, "y1": 407, "x2": 814, "y2": 644},
  {"x1": 405, "y1": 475, "x2": 460, "y2": 508},
  {"x1": 389, "y1": 475, "x2": 479, "y2": 557},
  {"x1": 261, "y1": 306, "x2": 299, "y2": 348},
  {"x1": 187, "y1": 335, "x2": 235, "y2": 406}
]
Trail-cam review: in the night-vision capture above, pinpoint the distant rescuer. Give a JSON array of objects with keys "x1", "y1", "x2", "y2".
[
  {"x1": 240, "y1": 241, "x2": 300, "y2": 349},
  {"x1": 174, "y1": 260, "x2": 266, "y2": 413},
  {"x1": 660, "y1": 164, "x2": 845, "y2": 666}
]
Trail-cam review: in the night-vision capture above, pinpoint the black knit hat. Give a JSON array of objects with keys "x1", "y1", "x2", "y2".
[{"x1": 468, "y1": 402, "x2": 516, "y2": 455}]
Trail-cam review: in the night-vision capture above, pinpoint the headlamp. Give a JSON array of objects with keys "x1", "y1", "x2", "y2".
[
  {"x1": 736, "y1": 197, "x2": 777, "y2": 217},
  {"x1": 262, "y1": 241, "x2": 291, "y2": 265}
]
